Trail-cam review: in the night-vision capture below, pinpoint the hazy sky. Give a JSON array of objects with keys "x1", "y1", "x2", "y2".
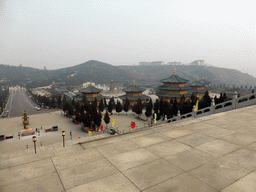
[{"x1": 0, "y1": 0, "x2": 255, "y2": 74}]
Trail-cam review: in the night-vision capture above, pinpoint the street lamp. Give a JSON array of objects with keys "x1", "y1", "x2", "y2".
[
  {"x1": 62, "y1": 131, "x2": 65, "y2": 147},
  {"x1": 32, "y1": 136, "x2": 37, "y2": 154}
]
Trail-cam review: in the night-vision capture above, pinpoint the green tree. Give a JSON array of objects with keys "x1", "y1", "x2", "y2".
[
  {"x1": 108, "y1": 98, "x2": 114, "y2": 115},
  {"x1": 57, "y1": 96, "x2": 62, "y2": 108},
  {"x1": 172, "y1": 98, "x2": 178, "y2": 116},
  {"x1": 116, "y1": 100, "x2": 123, "y2": 114},
  {"x1": 145, "y1": 98, "x2": 153, "y2": 119},
  {"x1": 82, "y1": 95, "x2": 87, "y2": 104},
  {"x1": 123, "y1": 98, "x2": 130, "y2": 115},
  {"x1": 99, "y1": 99, "x2": 104, "y2": 112},
  {"x1": 75, "y1": 102, "x2": 80, "y2": 113},
  {"x1": 135, "y1": 98, "x2": 142, "y2": 116},
  {"x1": 153, "y1": 99, "x2": 159, "y2": 115},
  {"x1": 159, "y1": 97, "x2": 164, "y2": 116},
  {"x1": 104, "y1": 111, "x2": 110, "y2": 128}
]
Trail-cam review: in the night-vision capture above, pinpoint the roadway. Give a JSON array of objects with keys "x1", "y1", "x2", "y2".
[{"x1": 4, "y1": 87, "x2": 58, "y2": 118}]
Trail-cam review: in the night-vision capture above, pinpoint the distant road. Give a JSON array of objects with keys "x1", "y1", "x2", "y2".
[{"x1": 4, "y1": 87, "x2": 59, "y2": 118}]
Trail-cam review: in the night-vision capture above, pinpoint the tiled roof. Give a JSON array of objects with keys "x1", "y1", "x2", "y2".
[
  {"x1": 160, "y1": 75, "x2": 189, "y2": 83},
  {"x1": 80, "y1": 86, "x2": 102, "y2": 93},
  {"x1": 189, "y1": 80, "x2": 205, "y2": 87},
  {"x1": 199, "y1": 79, "x2": 211, "y2": 85},
  {"x1": 123, "y1": 85, "x2": 146, "y2": 93}
]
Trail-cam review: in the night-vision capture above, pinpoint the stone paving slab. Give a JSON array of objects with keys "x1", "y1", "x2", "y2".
[
  {"x1": 122, "y1": 159, "x2": 183, "y2": 190},
  {"x1": 222, "y1": 172, "x2": 256, "y2": 192},
  {"x1": 66, "y1": 173, "x2": 140, "y2": 192},
  {"x1": 129, "y1": 133, "x2": 171, "y2": 147},
  {"x1": 0, "y1": 149, "x2": 55, "y2": 169},
  {"x1": 164, "y1": 148, "x2": 216, "y2": 172},
  {"x1": 95, "y1": 139, "x2": 141, "y2": 158},
  {"x1": 52, "y1": 148, "x2": 105, "y2": 171},
  {"x1": 245, "y1": 142, "x2": 256, "y2": 151},
  {"x1": 58, "y1": 158, "x2": 119, "y2": 190},
  {"x1": 202, "y1": 117, "x2": 233, "y2": 126},
  {"x1": 0, "y1": 158, "x2": 55, "y2": 187},
  {"x1": 164, "y1": 129, "x2": 195, "y2": 139},
  {"x1": 0, "y1": 172, "x2": 64, "y2": 192},
  {"x1": 195, "y1": 139, "x2": 241, "y2": 157},
  {"x1": 220, "y1": 148, "x2": 256, "y2": 171},
  {"x1": 40, "y1": 144, "x2": 84, "y2": 156},
  {"x1": 188, "y1": 159, "x2": 250, "y2": 190},
  {"x1": 176, "y1": 132, "x2": 216, "y2": 147},
  {"x1": 199, "y1": 127, "x2": 235, "y2": 138},
  {"x1": 119, "y1": 129, "x2": 154, "y2": 140},
  {"x1": 221, "y1": 132, "x2": 256, "y2": 146},
  {"x1": 80, "y1": 136, "x2": 123, "y2": 149},
  {"x1": 107, "y1": 148, "x2": 160, "y2": 171},
  {"x1": 143, "y1": 173, "x2": 219, "y2": 192},
  {"x1": 145, "y1": 140, "x2": 191, "y2": 158}
]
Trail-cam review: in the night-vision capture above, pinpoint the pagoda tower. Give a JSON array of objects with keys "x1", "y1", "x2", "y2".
[
  {"x1": 199, "y1": 76, "x2": 211, "y2": 87},
  {"x1": 80, "y1": 82, "x2": 104, "y2": 104},
  {"x1": 199, "y1": 76, "x2": 211, "y2": 94},
  {"x1": 156, "y1": 69, "x2": 191, "y2": 102},
  {"x1": 188, "y1": 77, "x2": 207, "y2": 99},
  {"x1": 119, "y1": 81, "x2": 150, "y2": 106}
]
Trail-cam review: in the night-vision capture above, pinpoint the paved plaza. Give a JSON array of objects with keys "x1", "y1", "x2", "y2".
[{"x1": 1, "y1": 105, "x2": 256, "y2": 191}]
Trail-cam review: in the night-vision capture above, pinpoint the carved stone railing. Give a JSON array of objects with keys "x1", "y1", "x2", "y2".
[{"x1": 166, "y1": 92, "x2": 256, "y2": 123}]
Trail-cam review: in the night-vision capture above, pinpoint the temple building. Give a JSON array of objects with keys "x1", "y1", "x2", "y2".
[
  {"x1": 188, "y1": 78, "x2": 208, "y2": 99},
  {"x1": 119, "y1": 81, "x2": 150, "y2": 106},
  {"x1": 156, "y1": 69, "x2": 191, "y2": 102},
  {"x1": 78, "y1": 82, "x2": 104, "y2": 104},
  {"x1": 199, "y1": 76, "x2": 211, "y2": 87}
]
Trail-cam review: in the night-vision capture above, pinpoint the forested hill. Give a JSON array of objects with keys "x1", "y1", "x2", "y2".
[
  {"x1": 118, "y1": 65, "x2": 256, "y2": 87},
  {"x1": 0, "y1": 60, "x2": 256, "y2": 88}
]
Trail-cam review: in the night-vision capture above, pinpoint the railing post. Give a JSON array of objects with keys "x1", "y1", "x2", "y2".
[
  {"x1": 177, "y1": 110, "x2": 181, "y2": 120},
  {"x1": 233, "y1": 91, "x2": 238, "y2": 109},
  {"x1": 211, "y1": 97, "x2": 215, "y2": 114},
  {"x1": 193, "y1": 105, "x2": 196, "y2": 118}
]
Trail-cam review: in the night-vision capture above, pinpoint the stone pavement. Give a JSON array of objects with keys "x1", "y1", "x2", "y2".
[{"x1": 1, "y1": 105, "x2": 256, "y2": 191}]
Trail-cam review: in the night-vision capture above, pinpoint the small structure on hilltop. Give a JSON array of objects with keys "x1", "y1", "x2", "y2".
[
  {"x1": 22, "y1": 110, "x2": 29, "y2": 128},
  {"x1": 156, "y1": 69, "x2": 191, "y2": 102},
  {"x1": 119, "y1": 81, "x2": 150, "y2": 106},
  {"x1": 188, "y1": 77, "x2": 208, "y2": 99},
  {"x1": 79, "y1": 82, "x2": 104, "y2": 104}
]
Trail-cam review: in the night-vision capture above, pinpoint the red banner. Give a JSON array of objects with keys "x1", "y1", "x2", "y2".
[
  {"x1": 100, "y1": 125, "x2": 103, "y2": 131},
  {"x1": 131, "y1": 121, "x2": 135, "y2": 129}
]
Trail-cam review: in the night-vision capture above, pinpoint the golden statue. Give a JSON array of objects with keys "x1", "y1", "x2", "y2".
[{"x1": 22, "y1": 110, "x2": 29, "y2": 127}]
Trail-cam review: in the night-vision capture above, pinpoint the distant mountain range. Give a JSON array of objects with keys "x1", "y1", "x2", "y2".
[{"x1": 0, "y1": 60, "x2": 256, "y2": 88}]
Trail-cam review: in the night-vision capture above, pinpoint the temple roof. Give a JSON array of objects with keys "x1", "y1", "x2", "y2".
[
  {"x1": 119, "y1": 94, "x2": 150, "y2": 101},
  {"x1": 160, "y1": 69, "x2": 189, "y2": 83},
  {"x1": 189, "y1": 79, "x2": 205, "y2": 87},
  {"x1": 123, "y1": 82, "x2": 146, "y2": 93},
  {"x1": 199, "y1": 77, "x2": 211, "y2": 85},
  {"x1": 80, "y1": 85, "x2": 102, "y2": 93}
]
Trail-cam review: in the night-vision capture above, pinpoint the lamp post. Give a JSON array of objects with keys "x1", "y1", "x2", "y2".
[
  {"x1": 62, "y1": 131, "x2": 65, "y2": 147},
  {"x1": 32, "y1": 136, "x2": 37, "y2": 154}
]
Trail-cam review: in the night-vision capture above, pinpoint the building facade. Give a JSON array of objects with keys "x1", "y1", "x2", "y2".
[
  {"x1": 156, "y1": 70, "x2": 191, "y2": 102},
  {"x1": 119, "y1": 81, "x2": 150, "y2": 106}
]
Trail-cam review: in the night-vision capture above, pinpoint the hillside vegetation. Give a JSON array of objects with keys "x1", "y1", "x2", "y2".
[{"x1": 0, "y1": 60, "x2": 255, "y2": 87}]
